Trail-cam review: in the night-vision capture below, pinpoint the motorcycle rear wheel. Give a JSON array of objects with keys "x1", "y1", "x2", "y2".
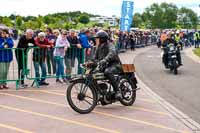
[{"x1": 119, "y1": 79, "x2": 136, "y2": 106}]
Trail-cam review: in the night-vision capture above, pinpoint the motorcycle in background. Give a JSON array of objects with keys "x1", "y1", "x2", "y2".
[{"x1": 162, "y1": 43, "x2": 181, "y2": 75}]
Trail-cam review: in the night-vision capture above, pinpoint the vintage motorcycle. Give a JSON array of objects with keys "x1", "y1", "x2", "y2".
[{"x1": 66, "y1": 61, "x2": 139, "y2": 114}]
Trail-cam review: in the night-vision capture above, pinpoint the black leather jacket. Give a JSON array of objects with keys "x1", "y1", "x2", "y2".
[
  {"x1": 162, "y1": 38, "x2": 178, "y2": 53},
  {"x1": 94, "y1": 42, "x2": 122, "y2": 68},
  {"x1": 162, "y1": 38, "x2": 177, "y2": 48}
]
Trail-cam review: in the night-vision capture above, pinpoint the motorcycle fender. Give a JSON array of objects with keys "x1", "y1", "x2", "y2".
[
  {"x1": 69, "y1": 77, "x2": 98, "y2": 96},
  {"x1": 69, "y1": 76, "x2": 85, "y2": 83}
]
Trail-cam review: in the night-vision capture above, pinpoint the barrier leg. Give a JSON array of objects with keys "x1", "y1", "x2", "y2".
[{"x1": 16, "y1": 80, "x2": 19, "y2": 90}]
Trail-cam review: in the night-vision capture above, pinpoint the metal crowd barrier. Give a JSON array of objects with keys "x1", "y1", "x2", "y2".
[
  {"x1": 25, "y1": 47, "x2": 85, "y2": 87},
  {"x1": 0, "y1": 48, "x2": 25, "y2": 89},
  {"x1": 0, "y1": 47, "x2": 85, "y2": 89},
  {"x1": 0, "y1": 39, "x2": 157, "y2": 89}
]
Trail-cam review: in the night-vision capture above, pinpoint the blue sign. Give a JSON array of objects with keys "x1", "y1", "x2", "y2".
[{"x1": 120, "y1": 0, "x2": 134, "y2": 31}]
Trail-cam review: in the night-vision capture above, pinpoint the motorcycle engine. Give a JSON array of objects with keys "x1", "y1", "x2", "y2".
[{"x1": 98, "y1": 83, "x2": 114, "y2": 105}]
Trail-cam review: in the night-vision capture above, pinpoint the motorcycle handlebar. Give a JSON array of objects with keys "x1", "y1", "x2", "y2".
[{"x1": 81, "y1": 61, "x2": 98, "y2": 69}]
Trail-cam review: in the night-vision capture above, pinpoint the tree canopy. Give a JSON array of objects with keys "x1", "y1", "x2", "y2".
[
  {"x1": 0, "y1": 11, "x2": 98, "y2": 30},
  {"x1": 78, "y1": 14, "x2": 90, "y2": 25},
  {"x1": 133, "y1": 2, "x2": 199, "y2": 29},
  {"x1": 0, "y1": 3, "x2": 199, "y2": 30}
]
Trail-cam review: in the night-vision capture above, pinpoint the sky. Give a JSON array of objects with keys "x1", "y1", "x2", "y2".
[{"x1": 0, "y1": 0, "x2": 199, "y2": 17}]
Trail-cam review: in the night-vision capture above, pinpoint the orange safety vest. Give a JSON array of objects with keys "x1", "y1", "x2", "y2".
[
  {"x1": 180, "y1": 32, "x2": 184, "y2": 38},
  {"x1": 161, "y1": 33, "x2": 167, "y2": 43}
]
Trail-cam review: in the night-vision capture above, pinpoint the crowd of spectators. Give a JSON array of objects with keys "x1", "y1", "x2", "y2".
[{"x1": 0, "y1": 27, "x2": 199, "y2": 89}]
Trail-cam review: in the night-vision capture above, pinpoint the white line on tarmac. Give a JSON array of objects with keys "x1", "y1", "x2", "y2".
[
  {"x1": 0, "y1": 92, "x2": 190, "y2": 133},
  {"x1": 0, "y1": 104, "x2": 120, "y2": 133},
  {"x1": 0, "y1": 123, "x2": 34, "y2": 133}
]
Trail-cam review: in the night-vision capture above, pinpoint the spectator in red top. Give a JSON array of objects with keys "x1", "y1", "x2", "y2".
[
  {"x1": 33, "y1": 32, "x2": 52, "y2": 86},
  {"x1": 46, "y1": 28, "x2": 56, "y2": 75}
]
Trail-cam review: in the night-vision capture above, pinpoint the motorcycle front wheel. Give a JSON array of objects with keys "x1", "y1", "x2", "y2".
[
  {"x1": 66, "y1": 80, "x2": 97, "y2": 114},
  {"x1": 172, "y1": 59, "x2": 178, "y2": 75}
]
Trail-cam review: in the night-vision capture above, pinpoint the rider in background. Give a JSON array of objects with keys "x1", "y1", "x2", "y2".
[
  {"x1": 194, "y1": 30, "x2": 200, "y2": 48},
  {"x1": 175, "y1": 31, "x2": 183, "y2": 50},
  {"x1": 162, "y1": 32, "x2": 182, "y2": 68},
  {"x1": 94, "y1": 30, "x2": 122, "y2": 99}
]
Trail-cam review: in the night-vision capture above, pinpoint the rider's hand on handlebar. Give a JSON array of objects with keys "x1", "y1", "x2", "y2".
[
  {"x1": 99, "y1": 59, "x2": 107, "y2": 67},
  {"x1": 84, "y1": 60, "x2": 97, "y2": 68},
  {"x1": 99, "y1": 59, "x2": 107, "y2": 71},
  {"x1": 177, "y1": 44, "x2": 181, "y2": 48}
]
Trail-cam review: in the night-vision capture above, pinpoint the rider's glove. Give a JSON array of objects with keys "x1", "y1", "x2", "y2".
[{"x1": 99, "y1": 59, "x2": 107, "y2": 71}]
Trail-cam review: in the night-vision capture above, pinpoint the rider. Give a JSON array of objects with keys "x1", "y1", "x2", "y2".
[
  {"x1": 162, "y1": 31, "x2": 182, "y2": 68},
  {"x1": 93, "y1": 30, "x2": 122, "y2": 99},
  {"x1": 175, "y1": 31, "x2": 183, "y2": 50}
]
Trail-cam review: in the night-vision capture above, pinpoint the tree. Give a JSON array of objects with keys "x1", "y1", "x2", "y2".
[
  {"x1": 0, "y1": 16, "x2": 3, "y2": 23},
  {"x1": 9, "y1": 14, "x2": 16, "y2": 20},
  {"x1": 1, "y1": 11, "x2": 98, "y2": 30},
  {"x1": 160, "y1": 3, "x2": 178, "y2": 28},
  {"x1": 64, "y1": 22, "x2": 72, "y2": 30},
  {"x1": 143, "y1": 2, "x2": 178, "y2": 29},
  {"x1": 2, "y1": 17, "x2": 13, "y2": 27},
  {"x1": 178, "y1": 7, "x2": 199, "y2": 29},
  {"x1": 43, "y1": 16, "x2": 51, "y2": 24},
  {"x1": 36, "y1": 16, "x2": 43, "y2": 29},
  {"x1": 22, "y1": 21, "x2": 38, "y2": 30},
  {"x1": 132, "y1": 13, "x2": 143, "y2": 27},
  {"x1": 16, "y1": 16, "x2": 23, "y2": 29},
  {"x1": 23, "y1": 16, "x2": 37, "y2": 22},
  {"x1": 78, "y1": 14, "x2": 90, "y2": 25}
]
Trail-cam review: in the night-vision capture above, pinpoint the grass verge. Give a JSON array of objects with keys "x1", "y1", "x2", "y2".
[{"x1": 193, "y1": 48, "x2": 200, "y2": 57}]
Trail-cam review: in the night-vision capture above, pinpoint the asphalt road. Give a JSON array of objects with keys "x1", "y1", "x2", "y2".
[
  {"x1": 134, "y1": 46, "x2": 200, "y2": 124},
  {"x1": 0, "y1": 47, "x2": 192, "y2": 133}
]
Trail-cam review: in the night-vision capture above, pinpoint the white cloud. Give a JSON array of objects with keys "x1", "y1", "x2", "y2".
[{"x1": 0, "y1": 0, "x2": 199, "y2": 17}]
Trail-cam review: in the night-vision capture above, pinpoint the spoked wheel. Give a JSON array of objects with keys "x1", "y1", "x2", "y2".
[
  {"x1": 66, "y1": 80, "x2": 97, "y2": 114},
  {"x1": 174, "y1": 68, "x2": 178, "y2": 75},
  {"x1": 119, "y1": 79, "x2": 136, "y2": 106}
]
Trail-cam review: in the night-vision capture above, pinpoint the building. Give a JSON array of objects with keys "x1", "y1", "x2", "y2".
[
  {"x1": 0, "y1": 24, "x2": 8, "y2": 30},
  {"x1": 90, "y1": 16, "x2": 118, "y2": 27}
]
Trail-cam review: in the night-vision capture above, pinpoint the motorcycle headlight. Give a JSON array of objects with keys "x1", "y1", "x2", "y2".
[
  {"x1": 169, "y1": 46, "x2": 175, "y2": 51},
  {"x1": 85, "y1": 69, "x2": 90, "y2": 75}
]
